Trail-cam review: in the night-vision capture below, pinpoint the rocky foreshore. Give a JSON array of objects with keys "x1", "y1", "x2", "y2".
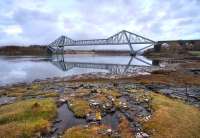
[{"x1": 0, "y1": 60, "x2": 200, "y2": 138}]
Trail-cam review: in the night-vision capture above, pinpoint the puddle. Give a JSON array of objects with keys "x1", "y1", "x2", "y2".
[
  {"x1": 102, "y1": 111, "x2": 120, "y2": 130},
  {"x1": 52, "y1": 103, "x2": 86, "y2": 136},
  {"x1": 0, "y1": 97, "x2": 16, "y2": 105}
]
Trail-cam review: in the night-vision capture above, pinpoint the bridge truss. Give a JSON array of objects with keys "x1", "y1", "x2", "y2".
[{"x1": 48, "y1": 30, "x2": 155, "y2": 56}]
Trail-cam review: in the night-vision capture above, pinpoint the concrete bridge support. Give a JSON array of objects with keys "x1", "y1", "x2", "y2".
[{"x1": 154, "y1": 43, "x2": 161, "y2": 52}]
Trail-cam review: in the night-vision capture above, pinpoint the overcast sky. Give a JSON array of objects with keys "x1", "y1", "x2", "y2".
[{"x1": 0, "y1": 0, "x2": 199, "y2": 45}]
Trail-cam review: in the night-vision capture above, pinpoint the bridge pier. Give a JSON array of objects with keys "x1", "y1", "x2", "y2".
[{"x1": 154, "y1": 43, "x2": 161, "y2": 52}]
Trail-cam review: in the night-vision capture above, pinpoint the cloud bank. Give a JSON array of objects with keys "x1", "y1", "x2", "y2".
[{"x1": 0, "y1": 0, "x2": 199, "y2": 45}]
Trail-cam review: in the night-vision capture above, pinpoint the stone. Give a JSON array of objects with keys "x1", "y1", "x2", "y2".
[
  {"x1": 91, "y1": 89, "x2": 97, "y2": 93},
  {"x1": 141, "y1": 132, "x2": 149, "y2": 138},
  {"x1": 86, "y1": 113, "x2": 96, "y2": 122},
  {"x1": 144, "y1": 115, "x2": 151, "y2": 121},
  {"x1": 136, "y1": 132, "x2": 149, "y2": 138},
  {"x1": 106, "y1": 128, "x2": 112, "y2": 133},
  {"x1": 50, "y1": 127, "x2": 58, "y2": 134},
  {"x1": 89, "y1": 99, "x2": 100, "y2": 106},
  {"x1": 53, "y1": 119, "x2": 62, "y2": 124},
  {"x1": 136, "y1": 133, "x2": 143, "y2": 138}
]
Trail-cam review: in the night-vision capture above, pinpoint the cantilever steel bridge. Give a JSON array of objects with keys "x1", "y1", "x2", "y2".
[{"x1": 48, "y1": 30, "x2": 155, "y2": 56}]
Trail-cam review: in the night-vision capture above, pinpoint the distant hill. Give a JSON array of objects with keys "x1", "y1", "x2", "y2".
[{"x1": 0, "y1": 45, "x2": 48, "y2": 55}]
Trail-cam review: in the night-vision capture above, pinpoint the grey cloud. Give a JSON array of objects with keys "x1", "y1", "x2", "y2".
[{"x1": 0, "y1": 0, "x2": 199, "y2": 45}]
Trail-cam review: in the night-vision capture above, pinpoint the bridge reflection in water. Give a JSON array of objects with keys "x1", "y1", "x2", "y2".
[{"x1": 51, "y1": 54, "x2": 159, "y2": 75}]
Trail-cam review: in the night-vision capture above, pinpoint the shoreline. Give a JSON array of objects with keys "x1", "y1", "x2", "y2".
[{"x1": 0, "y1": 55, "x2": 200, "y2": 138}]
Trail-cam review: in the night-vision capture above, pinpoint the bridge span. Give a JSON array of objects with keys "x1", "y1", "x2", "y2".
[{"x1": 48, "y1": 30, "x2": 155, "y2": 56}]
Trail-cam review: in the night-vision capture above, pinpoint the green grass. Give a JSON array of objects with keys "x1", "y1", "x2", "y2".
[
  {"x1": 189, "y1": 51, "x2": 200, "y2": 56},
  {"x1": 143, "y1": 93, "x2": 200, "y2": 138},
  {"x1": 0, "y1": 98, "x2": 57, "y2": 138}
]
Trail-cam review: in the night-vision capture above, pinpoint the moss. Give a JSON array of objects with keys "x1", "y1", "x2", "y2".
[
  {"x1": 0, "y1": 98, "x2": 57, "y2": 138},
  {"x1": 63, "y1": 124, "x2": 112, "y2": 138},
  {"x1": 68, "y1": 98, "x2": 91, "y2": 118},
  {"x1": 143, "y1": 93, "x2": 200, "y2": 138}
]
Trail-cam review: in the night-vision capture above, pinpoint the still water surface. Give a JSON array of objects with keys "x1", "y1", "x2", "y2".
[{"x1": 0, "y1": 54, "x2": 153, "y2": 86}]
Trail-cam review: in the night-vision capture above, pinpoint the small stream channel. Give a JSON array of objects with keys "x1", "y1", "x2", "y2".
[
  {"x1": 51, "y1": 103, "x2": 86, "y2": 136},
  {"x1": 51, "y1": 103, "x2": 121, "y2": 137}
]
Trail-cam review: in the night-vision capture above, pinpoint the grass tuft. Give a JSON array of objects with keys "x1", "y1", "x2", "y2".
[{"x1": 68, "y1": 98, "x2": 91, "y2": 118}]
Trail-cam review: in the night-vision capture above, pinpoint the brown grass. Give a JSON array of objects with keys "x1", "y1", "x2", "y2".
[
  {"x1": 0, "y1": 98, "x2": 57, "y2": 138},
  {"x1": 68, "y1": 98, "x2": 91, "y2": 118},
  {"x1": 63, "y1": 125, "x2": 111, "y2": 138},
  {"x1": 143, "y1": 93, "x2": 200, "y2": 138}
]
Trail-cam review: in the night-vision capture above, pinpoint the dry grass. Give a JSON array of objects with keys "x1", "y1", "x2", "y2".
[
  {"x1": 68, "y1": 98, "x2": 91, "y2": 118},
  {"x1": 63, "y1": 124, "x2": 111, "y2": 138},
  {"x1": 0, "y1": 98, "x2": 57, "y2": 138},
  {"x1": 1, "y1": 85, "x2": 59, "y2": 98},
  {"x1": 143, "y1": 93, "x2": 200, "y2": 138},
  {"x1": 131, "y1": 71, "x2": 200, "y2": 86}
]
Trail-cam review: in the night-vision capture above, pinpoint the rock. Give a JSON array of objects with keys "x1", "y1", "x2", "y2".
[
  {"x1": 53, "y1": 119, "x2": 62, "y2": 124},
  {"x1": 59, "y1": 98, "x2": 66, "y2": 103},
  {"x1": 79, "y1": 84, "x2": 84, "y2": 87},
  {"x1": 91, "y1": 89, "x2": 97, "y2": 93},
  {"x1": 144, "y1": 115, "x2": 151, "y2": 121},
  {"x1": 106, "y1": 128, "x2": 112, "y2": 133},
  {"x1": 102, "y1": 102, "x2": 115, "y2": 113},
  {"x1": 136, "y1": 132, "x2": 149, "y2": 138},
  {"x1": 141, "y1": 132, "x2": 149, "y2": 138},
  {"x1": 136, "y1": 133, "x2": 143, "y2": 138},
  {"x1": 86, "y1": 113, "x2": 96, "y2": 122},
  {"x1": 110, "y1": 107, "x2": 116, "y2": 113},
  {"x1": 108, "y1": 96, "x2": 115, "y2": 102},
  {"x1": 50, "y1": 127, "x2": 58, "y2": 134},
  {"x1": 89, "y1": 99, "x2": 100, "y2": 107}
]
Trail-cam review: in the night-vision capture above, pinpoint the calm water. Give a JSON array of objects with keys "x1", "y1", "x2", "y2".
[{"x1": 0, "y1": 54, "x2": 153, "y2": 86}]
